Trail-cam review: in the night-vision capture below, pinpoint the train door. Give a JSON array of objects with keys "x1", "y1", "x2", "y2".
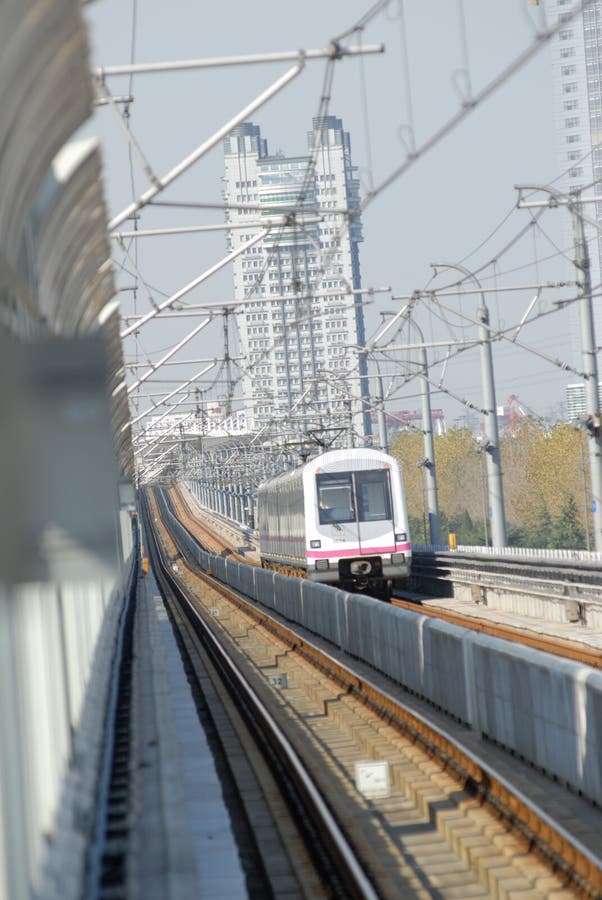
[
  {"x1": 353, "y1": 468, "x2": 394, "y2": 553},
  {"x1": 315, "y1": 473, "x2": 360, "y2": 544}
]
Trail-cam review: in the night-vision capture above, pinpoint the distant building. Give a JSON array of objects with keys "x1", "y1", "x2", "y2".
[
  {"x1": 370, "y1": 408, "x2": 447, "y2": 437},
  {"x1": 565, "y1": 381, "x2": 602, "y2": 419},
  {"x1": 223, "y1": 117, "x2": 370, "y2": 445},
  {"x1": 147, "y1": 409, "x2": 250, "y2": 437},
  {"x1": 146, "y1": 414, "x2": 191, "y2": 437},
  {"x1": 543, "y1": 0, "x2": 602, "y2": 363}
]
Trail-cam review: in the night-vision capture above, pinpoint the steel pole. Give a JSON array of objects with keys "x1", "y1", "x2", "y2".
[
  {"x1": 477, "y1": 301, "x2": 507, "y2": 546},
  {"x1": 419, "y1": 344, "x2": 441, "y2": 545},
  {"x1": 572, "y1": 197, "x2": 602, "y2": 552},
  {"x1": 375, "y1": 374, "x2": 388, "y2": 453},
  {"x1": 478, "y1": 451, "x2": 489, "y2": 546},
  {"x1": 433, "y1": 262, "x2": 507, "y2": 546}
]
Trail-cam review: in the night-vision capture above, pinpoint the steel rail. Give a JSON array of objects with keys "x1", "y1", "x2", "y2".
[
  {"x1": 166, "y1": 487, "x2": 252, "y2": 563},
  {"x1": 143, "y1": 490, "x2": 380, "y2": 900}
]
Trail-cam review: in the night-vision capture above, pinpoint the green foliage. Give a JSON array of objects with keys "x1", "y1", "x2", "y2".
[
  {"x1": 443, "y1": 510, "x2": 487, "y2": 546},
  {"x1": 549, "y1": 493, "x2": 585, "y2": 549},
  {"x1": 408, "y1": 515, "x2": 428, "y2": 545},
  {"x1": 505, "y1": 524, "x2": 531, "y2": 547},
  {"x1": 410, "y1": 510, "x2": 487, "y2": 546},
  {"x1": 526, "y1": 503, "x2": 553, "y2": 548}
]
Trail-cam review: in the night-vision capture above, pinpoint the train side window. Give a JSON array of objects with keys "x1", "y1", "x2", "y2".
[
  {"x1": 355, "y1": 470, "x2": 392, "y2": 522},
  {"x1": 316, "y1": 473, "x2": 355, "y2": 523}
]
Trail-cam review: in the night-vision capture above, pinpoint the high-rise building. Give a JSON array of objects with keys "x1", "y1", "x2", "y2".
[
  {"x1": 544, "y1": 0, "x2": 602, "y2": 359},
  {"x1": 565, "y1": 381, "x2": 602, "y2": 418},
  {"x1": 222, "y1": 116, "x2": 371, "y2": 447}
]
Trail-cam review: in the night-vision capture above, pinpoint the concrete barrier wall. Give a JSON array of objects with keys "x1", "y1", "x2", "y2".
[
  {"x1": 158, "y1": 489, "x2": 602, "y2": 806},
  {"x1": 0, "y1": 1, "x2": 137, "y2": 897},
  {"x1": 471, "y1": 636, "x2": 602, "y2": 803},
  {"x1": 0, "y1": 560, "x2": 136, "y2": 900},
  {"x1": 179, "y1": 536, "x2": 602, "y2": 808}
]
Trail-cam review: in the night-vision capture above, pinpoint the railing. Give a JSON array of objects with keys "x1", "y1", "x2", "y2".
[
  {"x1": 411, "y1": 541, "x2": 602, "y2": 629},
  {"x1": 414, "y1": 543, "x2": 602, "y2": 564}
]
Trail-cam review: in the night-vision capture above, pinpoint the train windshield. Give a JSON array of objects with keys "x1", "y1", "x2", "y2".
[
  {"x1": 316, "y1": 474, "x2": 355, "y2": 524},
  {"x1": 316, "y1": 469, "x2": 392, "y2": 525},
  {"x1": 355, "y1": 470, "x2": 392, "y2": 522}
]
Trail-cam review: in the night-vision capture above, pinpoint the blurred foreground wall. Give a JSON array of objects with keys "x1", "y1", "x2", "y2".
[{"x1": 0, "y1": 3, "x2": 135, "y2": 898}]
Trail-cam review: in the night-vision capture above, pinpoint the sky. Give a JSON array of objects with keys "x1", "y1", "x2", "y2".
[{"x1": 80, "y1": 0, "x2": 580, "y2": 431}]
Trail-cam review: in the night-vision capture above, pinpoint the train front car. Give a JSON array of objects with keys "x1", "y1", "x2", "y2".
[{"x1": 304, "y1": 448, "x2": 411, "y2": 599}]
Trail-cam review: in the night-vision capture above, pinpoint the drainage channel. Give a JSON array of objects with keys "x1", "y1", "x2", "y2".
[{"x1": 85, "y1": 549, "x2": 138, "y2": 900}]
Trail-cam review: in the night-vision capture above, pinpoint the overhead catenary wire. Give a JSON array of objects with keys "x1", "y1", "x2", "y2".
[
  {"x1": 99, "y1": 0, "x2": 601, "y2": 464},
  {"x1": 358, "y1": 1, "x2": 598, "y2": 212}
]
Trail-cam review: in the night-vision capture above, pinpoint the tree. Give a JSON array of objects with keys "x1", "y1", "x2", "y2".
[
  {"x1": 549, "y1": 493, "x2": 585, "y2": 549},
  {"x1": 389, "y1": 420, "x2": 590, "y2": 550},
  {"x1": 498, "y1": 418, "x2": 536, "y2": 527},
  {"x1": 526, "y1": 503, "x2": 553, "y2": 548}
]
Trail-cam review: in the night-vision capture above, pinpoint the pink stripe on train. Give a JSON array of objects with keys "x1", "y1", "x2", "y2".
[{"x1": 307, "y1": 542, "x2": 411, "y2": 559}]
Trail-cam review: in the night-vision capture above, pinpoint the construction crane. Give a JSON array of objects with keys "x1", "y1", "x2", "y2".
[{"x1": 499, "y1": 394, "x2": 543, "y2": 431}]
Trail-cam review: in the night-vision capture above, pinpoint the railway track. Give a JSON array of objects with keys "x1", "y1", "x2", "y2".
[
  {"x1": 144, "y1": 489, "x2": 375, "y2": 899},
  {"x1": 167, "y1": 484, "x2": 256, "y2": 563},
  {"x1": 147, "y1": 486, "x2": 602, "y2": 898}
]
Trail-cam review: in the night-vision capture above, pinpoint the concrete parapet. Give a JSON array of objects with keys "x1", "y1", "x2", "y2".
[{"x1": 201, "y1": 549, "x2": 602, "y2": 807}]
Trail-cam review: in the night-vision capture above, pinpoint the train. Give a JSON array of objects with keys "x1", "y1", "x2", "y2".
[{"x1": 256, "y1": 448, "x2": 412, "y2": 599}]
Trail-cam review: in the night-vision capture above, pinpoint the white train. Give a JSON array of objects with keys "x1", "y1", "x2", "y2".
[{"x1": 256, "y1": 448, "x2": 412, "y2": 598}]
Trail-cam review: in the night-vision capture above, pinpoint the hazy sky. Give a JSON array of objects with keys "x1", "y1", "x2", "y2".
[{"x1": 82, "y1": 1, "x2": 578, "y2": 427}]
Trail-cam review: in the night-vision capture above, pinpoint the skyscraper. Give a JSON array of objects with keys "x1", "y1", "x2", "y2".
[
  {"x1": 545, "y1": 0, "x2": 602, "y2": 356},
  {"x1": 223, "y1": 116, "x2": 371, "y2": 448}
]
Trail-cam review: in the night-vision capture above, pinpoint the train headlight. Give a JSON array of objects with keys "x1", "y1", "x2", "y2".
[
  {"x1": 315, "y1": 559, "x2": 330, "y2": 571},
  {"x1": 395, "y1": 533, "x2": 407, "y2": 543},
  {"x1": 391, "y1": 552, "x2": 405, "y2": 565},
  {"x1": 310, "y1": 540, "x2": 321, "y2": 549}
]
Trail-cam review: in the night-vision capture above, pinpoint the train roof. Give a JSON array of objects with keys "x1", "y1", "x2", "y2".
[{"x1": 256, "y1": 447, "x2": 399, "y2": 492}]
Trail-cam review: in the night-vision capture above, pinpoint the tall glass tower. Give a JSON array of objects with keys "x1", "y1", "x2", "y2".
[{"x1": 223, "y1": 116, "x2": 371, "y2": 448}]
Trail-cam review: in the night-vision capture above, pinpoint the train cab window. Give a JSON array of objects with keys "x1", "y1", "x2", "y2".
[
  {"x1": 355, "y1": 470, "x2": 392, "y2": 522},
  {"x1": 316, "y1": 474, "x2": 355, "y2": 524}
]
